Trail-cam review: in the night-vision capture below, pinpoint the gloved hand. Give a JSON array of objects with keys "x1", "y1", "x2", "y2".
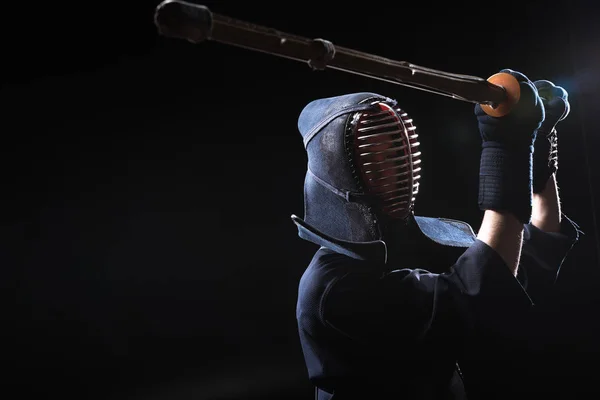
[
  {"x1": 474, "y1": 69, "x2": 545, "y2": 224},
  {"x1": 532, "y1": 80, "x2": 570, "y2": 193}
]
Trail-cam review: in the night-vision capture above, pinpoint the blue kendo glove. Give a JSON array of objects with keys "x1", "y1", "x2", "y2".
[
  {"x1": 474, "y1": 69, "x2": 545, "y2": 224},
  {"x1": 532, "y1": 80, "x2": 570, "y2": 193}
]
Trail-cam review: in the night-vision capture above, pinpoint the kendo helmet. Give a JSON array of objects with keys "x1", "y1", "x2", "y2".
[{"x1": 291, "y1": 92, "x2": 476, "y2": 266}]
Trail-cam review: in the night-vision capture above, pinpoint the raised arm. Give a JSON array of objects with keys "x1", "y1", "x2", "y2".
[
  {"x1": 519, "y1": 80, "x2": 581, "y2": 303},
  {"x1": 473, "y1": 70, "x2": 545, "y2": 276},
  {"x1": 531, "y1": 80, "x2": 569, "y2": 232}
]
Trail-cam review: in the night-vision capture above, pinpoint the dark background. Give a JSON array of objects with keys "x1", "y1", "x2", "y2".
[{"x1": 1, "y1": 1, "x2": 599, "y2": 399}]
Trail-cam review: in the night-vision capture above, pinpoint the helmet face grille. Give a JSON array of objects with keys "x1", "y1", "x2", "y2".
[{"x1": 350, "y1": 102, "x2": 421, "y2": 219}]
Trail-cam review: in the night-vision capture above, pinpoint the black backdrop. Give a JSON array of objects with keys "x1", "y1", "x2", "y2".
[{"x1": 2, "y1": 1, "x2": 599, "y2": 399}]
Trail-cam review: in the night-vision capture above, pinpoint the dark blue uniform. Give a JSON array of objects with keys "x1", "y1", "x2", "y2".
[{"x1": 296, "y1": 217, "x2": 580, "y2": 400}]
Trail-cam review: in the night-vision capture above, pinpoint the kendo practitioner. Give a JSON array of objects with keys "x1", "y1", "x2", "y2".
[{"x1": 292, "y1": 69, "x2": 580, "y2": 400}]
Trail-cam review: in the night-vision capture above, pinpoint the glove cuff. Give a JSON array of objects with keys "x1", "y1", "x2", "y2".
[
  {"x1": 532, "y1": 129, "x2": 558, "y2": 193},
  {"x1": 479, "y1": 143, "x2": 533, "y2": 224}
]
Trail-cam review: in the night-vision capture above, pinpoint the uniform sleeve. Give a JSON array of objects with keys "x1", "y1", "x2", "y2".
[
  {"x1": 518, "y1": 213, "x2": 581, "y2": 304},
  {"x1": 322, "y1": 239, "x2": 533, "y2": 350}
]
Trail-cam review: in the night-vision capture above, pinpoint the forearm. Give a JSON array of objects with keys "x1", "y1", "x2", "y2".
[
  {"x1": 531, "y1": 173, "x2": 561, "y2": 233},
  {"x1": 477, "y1": 210, "x2": 524, "y2": 276}
]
